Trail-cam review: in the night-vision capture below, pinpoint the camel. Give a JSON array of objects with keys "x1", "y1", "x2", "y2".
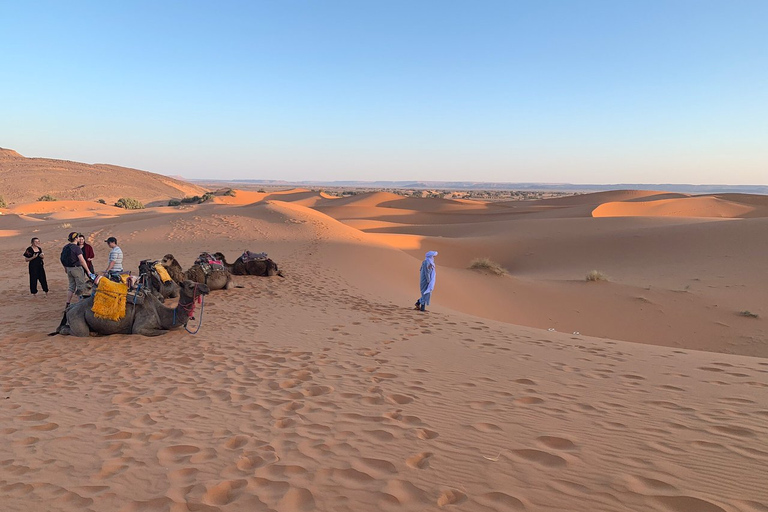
[
  {"x1": 138, "y1": 259, "x2": 180, "y2": 301},
  {"x1": 212, "y1": 251, "x2": 282, "y2": 277},
  {"x1": 57, "y1": 280, "x2": 210, "y2": 337},
  {"x1": 161, "y1": 254, "x2": 236, "y2": 290}
]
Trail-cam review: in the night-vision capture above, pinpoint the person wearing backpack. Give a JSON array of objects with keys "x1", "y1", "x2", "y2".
[{"x1": 61, "y1": 231, "x2": 95, "y2": 308}]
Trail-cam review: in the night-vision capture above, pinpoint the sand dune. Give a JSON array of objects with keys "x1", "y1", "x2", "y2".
[
  {"x1": 593, "y1": 195, "x2": 759, "y2": 218},
  {"x1": 1, "y1": 186, "x2": 766, "y2": 511},
  {"x1": 0, "y1": 147, "x2": 207, "y2": 205}
]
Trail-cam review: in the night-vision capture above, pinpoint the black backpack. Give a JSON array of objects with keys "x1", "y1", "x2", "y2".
[{"x1": 60, "y1": 244, "x2": 73, "y2": 268}]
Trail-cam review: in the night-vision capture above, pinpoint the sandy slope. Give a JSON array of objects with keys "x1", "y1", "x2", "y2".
[
  {"x1": 0, "y1": 148, "x2": 207, "y2": 205},
  {"x1": 0, "y1": 190, "x2": 766, "y2": 511}
]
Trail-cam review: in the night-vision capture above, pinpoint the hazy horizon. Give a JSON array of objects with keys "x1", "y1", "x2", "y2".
[{"x1": 2, "y1": 1, "x2": 766, "y2": 185}]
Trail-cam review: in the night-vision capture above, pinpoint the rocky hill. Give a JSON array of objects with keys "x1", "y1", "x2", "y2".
[{"x1": 0, "y1": 148, "x2": 208, "y2": 206}]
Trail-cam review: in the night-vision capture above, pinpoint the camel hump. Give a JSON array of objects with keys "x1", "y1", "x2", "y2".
[{"x1": 243, "y1": 250, "x2": 268, "y2": 261}]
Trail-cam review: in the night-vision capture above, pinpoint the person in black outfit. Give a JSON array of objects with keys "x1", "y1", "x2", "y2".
[{"x1": 23, "y1": 237, "x2": 48, "y2": 296}]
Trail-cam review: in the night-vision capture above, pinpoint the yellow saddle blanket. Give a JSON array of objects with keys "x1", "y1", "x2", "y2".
[
  {"x1": 154, "y1": 263, "x2": 172, "y2": 283},
  {"x1": 92, "y1": 278, "x2": 129, "y2": 322}
]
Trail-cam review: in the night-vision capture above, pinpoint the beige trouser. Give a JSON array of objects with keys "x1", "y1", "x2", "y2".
[{"x1": 66, "y1": 266, "x2": 88, "y2": 295}]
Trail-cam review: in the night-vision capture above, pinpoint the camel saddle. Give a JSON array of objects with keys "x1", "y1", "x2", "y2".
[
  {"x1": 195, "y1": 253, "x2": 226, "y2": 276},
  {"x1": 242, "y1": 250, "x2": 268, "y2": 262}
]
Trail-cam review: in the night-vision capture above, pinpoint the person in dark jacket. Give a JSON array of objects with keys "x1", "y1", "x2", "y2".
[
  {"x1": 79, "y1": 234, "x2": 96, "y2": 274},
  {"x1": 23, "y1": 237, "x2": 48, "y2": 296}
]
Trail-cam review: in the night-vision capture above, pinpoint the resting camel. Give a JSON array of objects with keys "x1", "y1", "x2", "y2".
[
  {"x1": 57, "y1": 280, "x2": 210, "y2": 337},
  {"x1": 212, "y1": 252, "x2": 282, "y2": 277},
  {"x1": 161, "y1": 254, "x2": 236, "y2": 290},
  {"x1": 139, "y1": 259, "x2": 180, "y2": 301}
]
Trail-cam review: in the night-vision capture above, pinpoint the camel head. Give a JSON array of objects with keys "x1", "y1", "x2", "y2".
[
  {"x1": 161, "y1": 254, "x2": 181, "y2": 269},
  {"x1": 179, "y1": 280, "x2": 210, "y2": 301},
  {"x1": 212, "y1": 252, "x2": 228, "y2": 264}
]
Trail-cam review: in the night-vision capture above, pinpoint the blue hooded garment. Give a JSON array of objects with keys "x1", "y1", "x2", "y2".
[{"x1": 419, "y1": 251, "x2": 438, "y2": 305}]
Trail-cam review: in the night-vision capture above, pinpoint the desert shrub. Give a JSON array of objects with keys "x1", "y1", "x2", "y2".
[
  {"x1": 739, "y1": 310, "x2": 759, "y2": 318},
  {"x1": 0, "y1": 195, "x2": 6, "y2": 208},
  {"x1": 97, "y1": 198, "x2": 106, "y2": 204},
  {"x1": 37, "y1": 194, "x2": 57, "y2": 201},
  {"x1": 168, "y1": 199, "x2": 181, "y2": 207},
  {"x1": 469, "y1": 257, "x2": 508, "y2": 276},
  {"x1": 257, "y1": 189, "x2": 266, "y2": 193},
  {"x1": 180, "y1": 193, "x2": 215, "y2": 204},
  {"x1": 115, "y1": 197, "x2": 144, "y2": 209},
  {"x1": 213, "y1": 188, "x2": 235, "y2": 197},
  {"x1": 586, "y1": 270, "x2": 608, "y2": 282},
  {"x1": 61, "y1": 222, "x2": 72, "y2": 229}
]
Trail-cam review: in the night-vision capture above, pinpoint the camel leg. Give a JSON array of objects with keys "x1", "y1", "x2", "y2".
[
  {"x1": 66, "y1": 309, "x2": 91, "y2": 337},
  {"x1": 225, "y1": 277, "x2": 236, "y2": 290},
  {"x1": 131, "y1": 308, "x2": 167, "y2": 336}
]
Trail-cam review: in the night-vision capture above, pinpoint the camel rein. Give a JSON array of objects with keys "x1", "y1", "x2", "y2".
[{"x1": 173, "y1": 284, "x2": 205, "y2": 334}]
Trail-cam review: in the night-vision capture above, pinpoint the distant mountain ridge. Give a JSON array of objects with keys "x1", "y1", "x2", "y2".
[
  {"x1": 192, "y1": 178, "x2": 768, "y2": 195},
  {"x1": 0, "y1": 147, "x2": 208, "y2": 205}
]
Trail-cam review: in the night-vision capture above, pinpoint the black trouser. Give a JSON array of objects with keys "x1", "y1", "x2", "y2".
[{"x1": 29, "y1": 264, "x2": 48, "y2": 294}]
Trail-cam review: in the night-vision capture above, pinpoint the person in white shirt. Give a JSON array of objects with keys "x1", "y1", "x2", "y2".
[{"x1": 104, "y1": 237, "x2": 123, "y2": 279}]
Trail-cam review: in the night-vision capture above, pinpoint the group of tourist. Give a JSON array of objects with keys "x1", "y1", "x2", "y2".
[
  {"x1": 23, "y1": 232, "x2": 124, "y2": 309},
  {"x1": 26, "y1": 234, "x2": 440, "y2": 312}
]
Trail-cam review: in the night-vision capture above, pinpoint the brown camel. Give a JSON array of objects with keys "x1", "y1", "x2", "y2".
[
  {"x1": 139, "y1": 259, "x2": 180, "y2": 302},
  {"x1": 212, "y1": 251, "x2": 282, "y2": 277},
  {"x1": 161, "y1": 254, "x2": 236, "y2": 290},
  {"x1": 57, "y1": 280, "x2": 210, "y2": 337}
]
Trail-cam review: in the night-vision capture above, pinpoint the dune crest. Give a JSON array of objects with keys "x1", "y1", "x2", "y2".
[{"x1": 0, "y1": 148, "x2": 208, "y2": 205}]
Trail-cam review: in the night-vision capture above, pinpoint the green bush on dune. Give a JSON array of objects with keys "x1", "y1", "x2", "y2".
[
  {"x1": 115, "y1": 197, "x2": 145, "y2": 209},
  {"x1": 0, "y1": 195, "x2": 6, "y2": 208},
  {"x1": 37, "y1": 194, "x2": 57, "y2": 201}
]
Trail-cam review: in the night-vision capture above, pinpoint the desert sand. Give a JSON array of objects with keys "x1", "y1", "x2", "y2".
[{"x1": 1, "y1": 187, "x2": 767, "y2": 511}]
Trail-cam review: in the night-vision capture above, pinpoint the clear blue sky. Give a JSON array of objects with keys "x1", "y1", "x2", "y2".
[{"x1": 2, "y1": 1, "x2": 766, "y2": 184}]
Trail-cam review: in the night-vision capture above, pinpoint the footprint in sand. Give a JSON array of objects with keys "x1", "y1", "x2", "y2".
[
  {"x1": 514, "y1": 396, "x2": 543, "y2": 405},
  {"x1": 437, "y1": 489, "x2": 467, "y2": 506},
  {"x1": 511, "y1": 449, "x2": 567, "y2": 467},
  {"x1": 476, "y1": 492, "x2": 526, "y2": 510},
  {"x1": 536, "y1": 436, "x2": 577, "y2": 451},
  {"x1": 406, "y1": 452, "x2": 433, "y2": 469},
  {"x1": 416, "y1": 428, "x2": 439, "y2": 440}
]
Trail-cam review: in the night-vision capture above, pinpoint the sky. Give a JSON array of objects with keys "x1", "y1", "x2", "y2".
[{"x1": 2, "y1": 0, "x2": 766, "y2": 184}]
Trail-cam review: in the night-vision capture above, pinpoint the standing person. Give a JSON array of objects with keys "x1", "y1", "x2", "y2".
[
  {"x1": 79, "y1": 234, "x2": 95, "y2": 274},
  {"x1": 415, "y1": 251, "x2": 438, "y2": 312},
  {"x1": 23, "y1": 237, "x2": 48, "y2": 296},
  {"x1": 62, "y1": 231, "x2": 95, "y2": 308},
  {"x1": 104, "y1": 236, "x2": 123, "y2": 279}
]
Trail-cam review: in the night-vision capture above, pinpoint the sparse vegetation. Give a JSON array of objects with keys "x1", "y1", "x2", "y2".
[
  {"x1": 37, "y1": 194, "x2": 57, "y2": 201},
  {"x1": 215, "y1": 188, "x2": 236, "y2": 197},
  {"x1": 586, "y1": 270, "x2": 608, "y2": 282},
  {"x1": 180, "y1": 193, "x2": 215, "y2": 204},
  {"x1": 0, "y1": 195, "x2": 6, "y2": 208},
  {"x1": 97, "y1": 198, "x2": 106, "y2": 204},
  {"x1": 739, "y1": 310, "x2": 759, "y2": 318},
  {"x1": 61, "y1": 222, "x2": 72, "y2": 229},
  {"x1": 168, "y1": 199, "x2": 181, "y2": 206},
  {"x1": 115, "y1": 197, "x2": 145, "y2": 209},
  {"x1": 469, "y1": 257, "x2": 508, "y2": 276}
]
